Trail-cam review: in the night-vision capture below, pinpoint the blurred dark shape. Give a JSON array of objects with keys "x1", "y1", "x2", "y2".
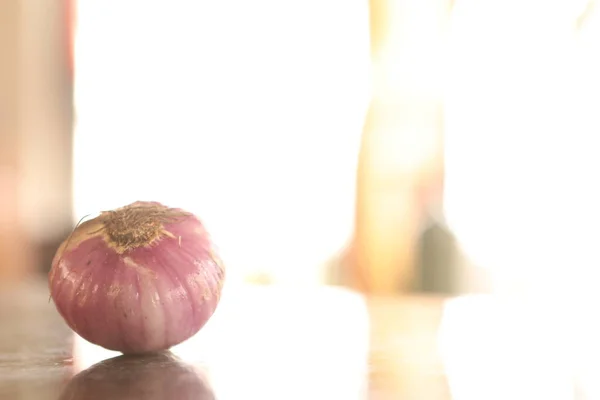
[
  {"x1": 59, "y1": 352, "x2": 214, "y2": 400},
  {"x1": 415, "y1": 216, "x2": 459, "y2": 294}
]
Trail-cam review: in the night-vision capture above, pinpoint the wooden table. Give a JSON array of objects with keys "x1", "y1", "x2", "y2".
[{"x1": 0, "y1": 278, "x2": 451, "y2": 400}]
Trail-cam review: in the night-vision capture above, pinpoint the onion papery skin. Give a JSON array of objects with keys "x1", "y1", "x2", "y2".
[{"x1": 49, "y1": 201, "x2": 225, "y2": 354}]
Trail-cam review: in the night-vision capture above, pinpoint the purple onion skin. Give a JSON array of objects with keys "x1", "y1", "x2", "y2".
[{"x1": 49, "y1": 201, "x2": 225, "y2": 354}]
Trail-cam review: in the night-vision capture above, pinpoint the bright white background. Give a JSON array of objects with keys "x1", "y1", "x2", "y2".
[{"x1": 72, "y1": 0, "x2": 371, "y2": 286}]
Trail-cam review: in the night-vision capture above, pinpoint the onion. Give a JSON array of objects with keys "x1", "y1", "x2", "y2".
[
  {"x1": 49, "y1": 201, "x2": 225, "y2": 354},
  {"x1": 59, "y1": 352, "x2": 215, "y2": 400}
]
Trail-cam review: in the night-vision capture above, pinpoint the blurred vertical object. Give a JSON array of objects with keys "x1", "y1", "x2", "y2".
[
  {"x1": 368, "y1": 297, "x2": 450, "y2": 398},
  {"x1": 0, "y1": 0, "x2": 73, "y2": 281},
  {"x1": 415, "y1": 216, "x2": 459, "y2": 294},
  {"x1": 0, "y1": 0, "x2": 33, "y2": 281},
  {"x1": 350, "y1": 0, "x2": 451, "y2": 294},
  {"x1": 18, "y1": 0, "x2": 74, "y2": 273}
]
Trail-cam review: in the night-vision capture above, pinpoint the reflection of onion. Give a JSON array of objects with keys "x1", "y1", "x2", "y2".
[{"x1": 59, "y1": 352, "x2": 215, "y2": 400}]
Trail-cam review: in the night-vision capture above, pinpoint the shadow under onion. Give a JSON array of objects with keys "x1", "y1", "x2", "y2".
[{"x1": 59, "y1": 352, "x2": 215, "y2": 400}]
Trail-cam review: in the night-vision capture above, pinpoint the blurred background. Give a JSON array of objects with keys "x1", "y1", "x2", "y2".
[
  {"x1": 0, "y1": 0, "x2": 462, "y2": 294},
  {"x1": 5, "y1": 0, "x2": 600, "y2": 296},
  {"x1": 2, "y1": 0, "x2": 600, "y2": 398}
]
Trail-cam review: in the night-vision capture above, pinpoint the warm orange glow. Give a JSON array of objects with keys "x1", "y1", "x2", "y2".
[{"x1": 352, "y1": 0, "x2": 449, "y2": 293}]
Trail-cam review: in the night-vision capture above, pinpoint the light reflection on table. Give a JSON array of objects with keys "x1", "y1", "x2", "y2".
[
  {"x1": 439, "y1": 294, "x2": 600, "y2": 400},
  {"x1": 72, "y1": 284, "x2": 371, "y2": 400},
  {"x1": 66, "y1": 285, "x2": 600, "y2": 400}
]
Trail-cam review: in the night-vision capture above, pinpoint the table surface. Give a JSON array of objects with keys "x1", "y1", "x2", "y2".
[
  {"x1": 0, "y1": 278, "x2": 455, "y2": 400},
  {"x1": 4, "y1": 278, "x2": 598, "y2": 400}
]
